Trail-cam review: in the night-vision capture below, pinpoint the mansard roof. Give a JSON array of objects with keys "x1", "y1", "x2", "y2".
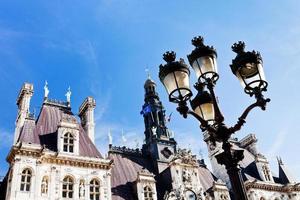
[
  {"x1": 17, "y1": 102, "x2": 102, "y2": 158},
  {"x1": 109, "y1": 149, "x2": 154, "y2": 200}
]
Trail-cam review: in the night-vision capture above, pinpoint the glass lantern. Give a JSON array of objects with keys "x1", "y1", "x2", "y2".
[
  {"x1": 230, "y1": 41, "x2": 267, "y2": 95},
  {"x1": 159, "y1": 51, "x2": 192, "y2": 103},
  {"x1": 187, "y1": 36, "x2": 218, "y2": 83},
  {"x1": 190, "y1": 90, "x2": 215, "y2": 122}
]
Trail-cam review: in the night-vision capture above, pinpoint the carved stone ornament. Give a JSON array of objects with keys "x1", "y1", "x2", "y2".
[
  {"x1": 173, "y1": 148, "x2": 198, "y2": 165},
  {"x1": 62, "y1": 113, "x2": 77, "y2": 124}
]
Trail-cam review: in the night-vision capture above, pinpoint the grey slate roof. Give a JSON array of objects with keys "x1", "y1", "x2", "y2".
[
  {"x1": 18, "y1": 103, "x2": 102, "y2": 158},
  {"x1": 110, "y1": 152, "x2": 154, "y2": 200}
]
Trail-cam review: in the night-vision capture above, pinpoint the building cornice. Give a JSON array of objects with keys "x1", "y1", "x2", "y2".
[
  {"x1": 6, "y1": 144, "x2": 113, "y2": 170},
  {"x1": 245, "y1": 180, "x2": 300, "y2": 192}
]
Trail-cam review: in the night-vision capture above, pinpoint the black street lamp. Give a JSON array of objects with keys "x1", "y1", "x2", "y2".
[{"x1": 158, "y1": 36, "x2": 270, "y2": 200}]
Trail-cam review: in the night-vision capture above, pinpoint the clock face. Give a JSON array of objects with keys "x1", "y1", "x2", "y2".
[
  {"x1": 185, "y1": 190, "x2": 196, "y2": 200},
  {"x1": 161, "y1": 147, "x2": 173, "y2": 159}
]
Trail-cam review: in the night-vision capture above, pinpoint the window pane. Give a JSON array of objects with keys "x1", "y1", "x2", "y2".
[
  {"x1": 26, "y1": 184, "x2": 30, "y2": 191},
  {"x1": 20, "y1": 184, "x2": 24, "y2": 191},
  {"x1": 69, "y1": 192, "x2": 73, "y2": 198},
  {"x1": 69, "y1": 146, "x2": 74, "y2": 152}
]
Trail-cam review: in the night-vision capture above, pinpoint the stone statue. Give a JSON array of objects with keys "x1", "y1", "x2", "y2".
[
  {"x1": 41, "y1": 178, "x2": 48, "y2": 194},
  {"x1": 79, "y1": 181, "x2": 85, "y2": 198},
  {"x1": 44, "y1": 81, "x2": 49, "y2": 99},
  {"x1": 65, "y1": 86, "x2": 71, "y2": 103}
]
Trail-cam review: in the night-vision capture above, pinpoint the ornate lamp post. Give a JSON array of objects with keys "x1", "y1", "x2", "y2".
[{"x1": 158, "y1": 36, "x2": 270, "y2": 200}]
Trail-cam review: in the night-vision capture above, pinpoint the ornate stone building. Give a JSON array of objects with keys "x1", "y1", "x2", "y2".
[
  {"x1": 1, "y1": 79, "x2": 299, "y2": 200},
  {"x1": 2, "y1": 83, "x2": 112, "y2": 200}
]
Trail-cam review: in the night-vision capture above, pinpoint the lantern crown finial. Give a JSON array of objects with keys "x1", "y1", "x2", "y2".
[
  {"x1": 163, "y1": 51, "x2": 176, "y2": 63},
  {"x1": 191, "y1": 36, "x2": 204, "y2": 47},
  {"x1": 232, "y1": 41, "x2": 245, "y2": 54}
]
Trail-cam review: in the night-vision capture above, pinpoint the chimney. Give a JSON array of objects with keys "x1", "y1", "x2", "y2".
[
  {"x1": 79, "y1": 97, "x2": 96, "y2": 143},
  {"x1": 14, "y1": 83, "x2": 34, "y2": 144}
]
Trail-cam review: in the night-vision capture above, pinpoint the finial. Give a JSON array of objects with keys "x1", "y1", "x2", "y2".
[
  {"x1": 108, "y1": 129, "x2": 113, "y2": 145},
  {"x1": 163, "y1": 51, "x2": 176, "y2": 63},
  {"x1": 191, "y1": 36, "x2": 204, "y2": 47},
  {"x1": 65, "y1": 86, "x2": 72, "y2": 103},
  {"x1": 145, "y1": 68, "x2": 151, "y2": 79},
  {"x1": 121, "y1": 129, "x2": 127, "y2": 143},
  {"x1": 277, "y1": 156, "x2": 283, "y2": 165},
  {"x1": 232, "y1": 41, "x2": 246, "y2": 54},
  {"x1": 44, "y1": 80, "x2": 49, "y2": 99}
]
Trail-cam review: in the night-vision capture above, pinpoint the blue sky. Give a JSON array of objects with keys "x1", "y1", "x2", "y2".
[{"x1": 0, "y1": 0, "x2": 300, "y2": 180}]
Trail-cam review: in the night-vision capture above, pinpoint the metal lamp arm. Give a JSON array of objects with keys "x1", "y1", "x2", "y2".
[
  {"x1": 187, "y1": 110, "x2": 216, "y2": 133},
  {"x1": 229, "y1": 97, "x2": 270, "y2": 133}
]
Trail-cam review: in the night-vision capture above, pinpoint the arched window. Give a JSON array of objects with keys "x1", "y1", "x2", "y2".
[
  {"x1": 41, "y1": 176, "x2": 48, "y2": 195},
  {"x1": 260, "y1": 197, "x2": 266, "y2": 200},
  {"x1": 144, "y1": 186, "x2": 153, "y2": 200},
  {"x1": 63, "y1": 133, "x2": 74, "y2": 153},
  {"x1": 220, "y1": 194, "x2": 229, "y2": 200},
  {"x1": 89, "y1": 179, "x2": 100, "y2": 200},
  {"x1": 262, "y1": 165, "x2": 271, "y2": 181},
  {"x1": 20, "y1": 168, "x2": 32, "y2": 191},
  {"x1": 62, "y1": 176, "x2": 74, "y2": 198}
]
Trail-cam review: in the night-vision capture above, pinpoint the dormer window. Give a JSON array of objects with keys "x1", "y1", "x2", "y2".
[
  {"x1": 63, "y1": 132, "x2": 74, "y2": 153},
  {"x1": 262, "y1": 165, "x2": 271, "y2": 181}
]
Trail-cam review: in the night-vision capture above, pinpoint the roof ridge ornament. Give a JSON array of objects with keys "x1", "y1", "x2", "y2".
[
  {"x1": 108, "y1": 129, "x2": 113, "y2": 145},
  {"x1": 44, "y1": 80, "x2": 49, "y2": 100},
  {"x1": 145, "y1": 67, "x2": 151, "y2": 79},
  {"x1": 65, "y1": 86, "x2": 72, "y2": 107}
]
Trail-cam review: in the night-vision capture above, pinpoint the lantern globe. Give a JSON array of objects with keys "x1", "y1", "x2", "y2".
[
  {"x1": 190, "y1": 90, "x2": 215, "y2": 122},
  {"x1": 159, "y1": 51, "x2": 192, "y2": 103},
  {"x1": 230, "y1": 41, "x2": 267, "y2": 95},
  {"x1": 187, "y1": 36, "x2": 218, "y2": 83}
]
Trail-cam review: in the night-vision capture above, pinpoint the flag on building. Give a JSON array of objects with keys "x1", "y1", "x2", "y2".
[{"x1": 140, "y1": 104, "x2": 152, "y2": 115}]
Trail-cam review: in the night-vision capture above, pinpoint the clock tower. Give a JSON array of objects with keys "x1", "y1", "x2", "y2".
[{"x1": 141, "y1": 77, "x2": 177, "y2": 173}]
